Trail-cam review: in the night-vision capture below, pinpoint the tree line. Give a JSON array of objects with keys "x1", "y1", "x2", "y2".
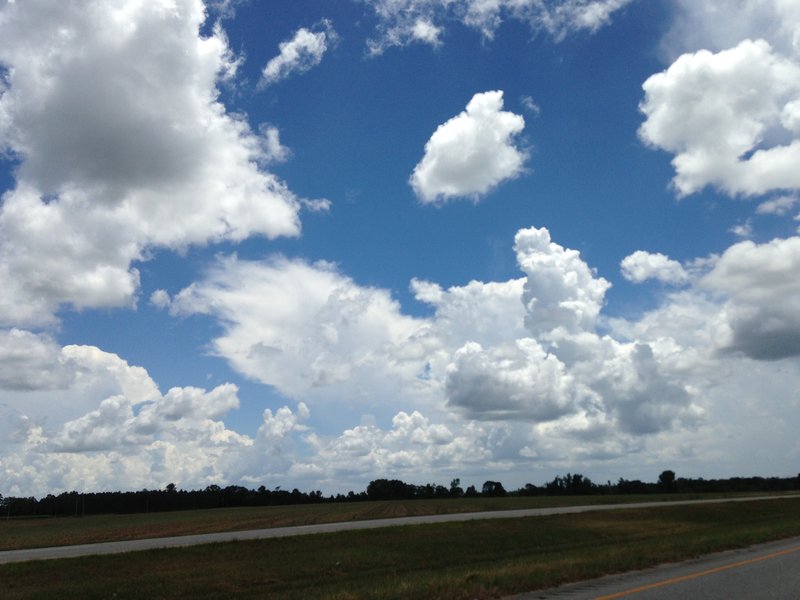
[{"x1": 1, "y1": 471, "x2": 798, "y2": 519}]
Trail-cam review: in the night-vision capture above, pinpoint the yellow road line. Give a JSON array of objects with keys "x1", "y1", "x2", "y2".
[{"x1": 594, "y1": 544, "x2": 800, "y2": 599}]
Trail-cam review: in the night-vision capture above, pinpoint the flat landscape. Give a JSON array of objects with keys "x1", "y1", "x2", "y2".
[
  {"x1": 0, "y1": 492, "x2": 777, "y2": 551},
  {"x1": 2, "y1": 494, "x2": 800, "y2": 599}
]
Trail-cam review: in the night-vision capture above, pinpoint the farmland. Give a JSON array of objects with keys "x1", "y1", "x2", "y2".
[{"x1": 2, "y1": 494, "x2": 800, "y2": 599}]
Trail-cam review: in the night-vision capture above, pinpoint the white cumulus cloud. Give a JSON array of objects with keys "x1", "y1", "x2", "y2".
[
  {"x1": 0, "y1": 0, "x2": 305, "y2": 327},
  {"x1": 621, "y1": 250, "x2": 689, "y2": 285},
  {"x1": 410, "y1": 91, "x2": 527, "y2": 203},
  {"x1": 411, "y1": 277, "x2": 527, "y2": 349},
  {"x1": 445, "y1": 339, "x2": 578, "y2": 421},
  {"x1": 701, "y1": 236, "x2": 800, "y2": 360},
  {"x1": 663, "y1": 0, "x2": 800, "y2": 59},
  {"x1": 6, "y1": 0, "x2": 800, "y2": 498},
  {"x1": 0, "y1": 329, "x2": 73, "y2": 392},
  {"x1": 639, "y1": 39, "x2": 800, "y2": 198},
  {"x1": 309, "y1": 410, "x2": 491, "y2": 488},
  {"x1": 170, "y1": 255, "x2": 430, "y2": 401},
  {"x1": 7, "y1": 227, "x2": 800, "y2": 494},
  {"x1": 514, "y1": 226, "x2": 610, "y2": 336},
  {"x1": 0, "y1": 337, "x2": 271, "y2": 495},
  {"x1": 171, "y1": 225, "x2": 703, "y2": 443}
]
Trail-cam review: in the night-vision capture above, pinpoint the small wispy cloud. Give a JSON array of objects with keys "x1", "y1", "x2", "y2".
[{"x1": 260, "y1": 20, "x2": 337, "y2": 88}]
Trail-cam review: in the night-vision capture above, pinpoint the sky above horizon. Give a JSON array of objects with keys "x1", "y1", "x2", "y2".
[{"x1": 2, "y1": 0, "x2": 800, "y2": 497}]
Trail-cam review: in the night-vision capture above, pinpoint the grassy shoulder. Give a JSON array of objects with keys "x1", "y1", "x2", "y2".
[
  {"x1": 0, "y1": 491, "x2": 780, "y2": 551},
  {"x1": 2, "y1": 496, "x2": 800, "y2": 599}
]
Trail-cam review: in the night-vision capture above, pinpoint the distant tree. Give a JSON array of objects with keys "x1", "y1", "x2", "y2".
[
  {"x1": 418, "y1": 483, "x2": 436, "y2": 499},
  {"x1": 546, "y1": 475, "x2": 565, "y2": 495},
  {"x1": 615, "y1": 478, "x2": 650, "y2": 494},
  {"x1": 567, "y1": 473, "x2": 594, "y2": 495},
  {"x1": 518, "y1": 483, "x2": 540, "y2": 497},
  {"x1": 545, "y1": 473, "x2": 595, "y2": 495},
  {"x1": 464, "y1": 485, "x2": 478, "y2": 498},
  {"x1": 481, "y1": 481, "x2": 507, "y2": 497},
  {"x1": 449, "y1": 478, "x2": 464, "y2": 498},
  {"x1": 658, "y1": 470, "x2": 676, "y2": 493},
  {"x1": 366, "y1": 479, "x2": 415, "y2": 501},
  {"x1": 166, "y1": 483, "x2": 176, "y2": 493},
  {"x1": 433, "y1": 485, "x2": 449, "y2": 498}
]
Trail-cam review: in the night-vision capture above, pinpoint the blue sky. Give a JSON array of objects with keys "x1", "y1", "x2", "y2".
[{"x1": 2, "y1": 0, "x2": 800, "y2": 496}]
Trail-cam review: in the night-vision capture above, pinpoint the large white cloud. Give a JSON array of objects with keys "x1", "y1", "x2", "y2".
[
  {"x1": 0, "y1": 332, "x2": 317, "y2": 495},
  {"x1": 510, "y1": 228, "x2": 702, "y2": 436},
  {"x1": 0, "y1": 0, "x2": 306, "y2": 327},
  {"x1": 641, "y1": 2, "x2": 800, "y2": 200},
  {"x1": 445, "y1": 339, "x2": 578, "y2": 421},
  {"x1": 410, "y1": 91, "x2": 527, "y2": 203},
  {"x1": 663, "y1": 0, "x2": 800, "y2": 59},
  {"x1": 701, "y1": 236, "x2": 800, "y2": 360},
  {"x1": 5, "y1": 228, "x2": 800, "y2": 494},
  {"x1": 170, "y1": 255, "x2": 432, "y2": 401},
  {"x1": 364, "y1": 0, "x2": 634, "y2": 54},
  {"x1": 165, "y1": 225, "x2": 751, "y2": 481},
  {"x1": 313, "y1": 411, "x2": 464, "y2": 478},
  {"x1": 170, "y1": 226, "x2": 703, "y2": 441},
  {"x1": 514, "y1": 226, "x2": 610, "y2": 336},
  {"x1": 0, "y1": 332, "x2": 493, "y2": 496},
  {"x1": 0, "y1": 340, "x2": 160, "y2": 428},
  {"x1": 3, "y1": 1, "x2": 800, "y2": 497},
  {"x1": 50, "y1": 383, "x2": 248, "y2": 454},
  {"x1": 639, "y1": 39, "x2": 800, "y2": 198},
  {"x1": 0, "y1": 337, "x2": 249, "y2": 494},
  {"x1": 607, "y1": 254, "x2": 800, "y2": 476},
  {"x1": 411, "y1": 277, "x2": 527, "y2": 348},
  {"x1": 0, "y1": 329, "x2": 74, "y2": 392}
]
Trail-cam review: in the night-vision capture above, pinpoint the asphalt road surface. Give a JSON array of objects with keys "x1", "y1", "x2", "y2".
[
  {"x1": 513, "y1": 535, "x2": 800, "y2": 599},
  {"x1": 0, "y1": 495, "x2": 796, "y2": 566}
]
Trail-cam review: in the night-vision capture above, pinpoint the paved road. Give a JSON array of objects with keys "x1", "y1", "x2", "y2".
[
  {"x1": 513, "y1": 535, "x2": 800, "y2": 599},
  {"x1": 0, "y1": 495, "x2": 796, "y2": 565}
]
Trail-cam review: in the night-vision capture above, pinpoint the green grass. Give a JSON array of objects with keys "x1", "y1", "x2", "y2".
[{"x1": 2, "y1": 497, "x2": 800, "y2": 599}]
